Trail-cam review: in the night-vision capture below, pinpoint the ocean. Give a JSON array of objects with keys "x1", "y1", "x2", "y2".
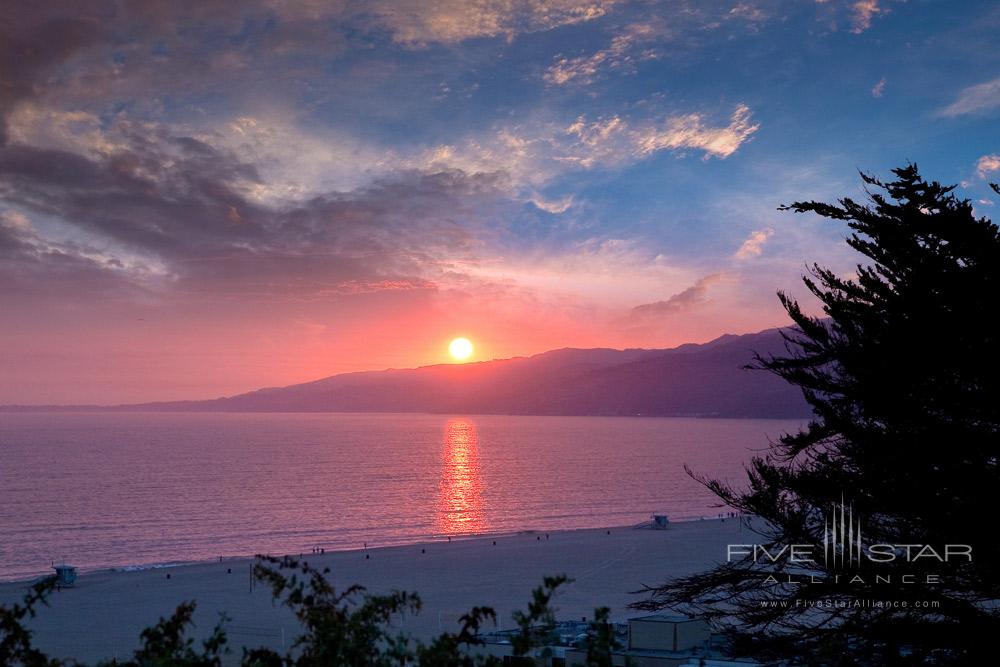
[{"x1": 0, "y1": 412, "x2": 799, "y2": 581}]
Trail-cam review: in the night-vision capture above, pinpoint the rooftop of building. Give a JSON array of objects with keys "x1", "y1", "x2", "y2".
[{"x1": 631, "y1": 613, "x2": 699, "y2": 623}]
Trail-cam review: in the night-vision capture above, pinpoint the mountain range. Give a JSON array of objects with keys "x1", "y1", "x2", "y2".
[{"x1": 48, "y1": 327, "x2": 809, "y2": 418}]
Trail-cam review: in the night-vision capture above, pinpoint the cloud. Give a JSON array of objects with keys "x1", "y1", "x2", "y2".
[
  {"x1": 372, "y1": 0, "x2": 620, "y2": 45},
  {"x1": 542, "y1": 1, "x2": 791, "y2": 88},
  {"x1": 0, "y1": 205, "x2": 159, "y2": 302},
  {"x1": 812, "y1": 0, "x2": 889, "y2": 35},
  {"x1": 216, "y1": 114, "x2": 412, "y2": 199},
  {"x1": 850, "y1": 0, "x2": 882, "y2": 33},
  {"x1": 409, "y1": 103, "x2": 759, "y2": 196},
  {"x1": 562, "y1": 115, "x2": 630, "y2": 166},
  {"x1": 734, "y1": 227, "x2": 774, "y2": 259},
  {"x1": 0, "y1": 3, "x2": 764, "y2": 320},
  {"x1": 0, "y1": 118, "x2": 517, "y2": 301},
  {"x1": 940, "y1": 77, "x2": 1000, "y2": 117},
  {"x1": 632, "y1": 104, "x2": 760, "y2": 160},
  {"x1": 0, "y1": 14, "x2": 103, "y2": 144},
  {"x1": 629, "y1": 273, "x2": 729, "y2": 319},
  {"x1": 728, "y1": 3, "x2": 767, "y2": 22},
  {"x1": 977, "y1": 155, "x2": 1000, "y2": 180},
  {"x1": 0, "y1": 209, "x2": 33, "y2": 234},
  {"x1": 5, "y1": 106, "x2": 116, "y2": 156},
  {"x1": 545, "y1": 22, "x2": 662, "y2": 86},
  {"x1": 562, "y1": 105, "x2": 760, "y2": 165},
  {"x1": 871, "y1": 77, "x2": 886, "y2": 98},
  {"x1": 0, "y1": 0, "x2": 623, "y2": 152},
  {"x1": 529, "y1": 194, "x2": 575, "y2": 213},
  {"x1": 513, "y1": 106, "x2": 753, "y2": 181}
]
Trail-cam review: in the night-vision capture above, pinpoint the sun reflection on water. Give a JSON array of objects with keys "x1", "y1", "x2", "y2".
[{"x1": 436, "y1": 418, "x2": 488, "y2": 536}]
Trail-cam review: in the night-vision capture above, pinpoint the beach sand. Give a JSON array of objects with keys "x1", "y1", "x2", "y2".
[{"x1": 0, "y1": 518, "x2": 751, "y2": 663}]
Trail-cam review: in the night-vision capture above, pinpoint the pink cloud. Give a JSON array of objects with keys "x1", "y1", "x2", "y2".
[
  {"x1": 976, "y1": 155, "x2": 1000, "y2": 179},
  {"x1": 734, "y1": 228, "x2": 775, "y2": 260},
  {"x1": 633, "y1": 104, "x2": 760, "y2": 160},
  {"x1": 851, "y1": 0, "x2": 882, "y2": 33}
]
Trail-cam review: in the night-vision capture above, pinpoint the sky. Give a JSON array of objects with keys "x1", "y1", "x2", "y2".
[{"x1": 1, "y1": 0, "x2": 998, "y2": 404}]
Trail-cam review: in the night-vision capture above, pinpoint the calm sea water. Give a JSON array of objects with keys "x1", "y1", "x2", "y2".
[{"x1": 0, "y1": 412, "x2": 799, "y2": 581}]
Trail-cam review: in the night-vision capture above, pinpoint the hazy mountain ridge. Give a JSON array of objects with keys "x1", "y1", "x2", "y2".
[{"x1": 4, "y1": 327, "x2": 809, "y2": 417}]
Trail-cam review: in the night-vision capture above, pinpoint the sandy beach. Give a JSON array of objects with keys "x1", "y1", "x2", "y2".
[{"x1": 0, "y1": 519, "x2": 750, "y2": 663}]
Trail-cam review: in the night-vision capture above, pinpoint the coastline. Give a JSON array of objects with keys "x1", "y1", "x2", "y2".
[
  {"x1": 0, "y1": 515, "x2": 733, "y2": 585},
  {"x1": 0, "y1": 521, "x2": 654, "y2": 585},
  {"x1": 0, "y1": 518, "x2": 751, "y2": 664}
]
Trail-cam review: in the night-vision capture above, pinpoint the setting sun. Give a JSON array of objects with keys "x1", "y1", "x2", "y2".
[{"x1": 448, "y1": 337, "x2": 474, "y2": 361}]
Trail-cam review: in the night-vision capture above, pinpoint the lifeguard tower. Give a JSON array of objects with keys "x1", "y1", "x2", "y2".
[{"x1": 52, "y1": 564, "x2": 77, "y2": 587}]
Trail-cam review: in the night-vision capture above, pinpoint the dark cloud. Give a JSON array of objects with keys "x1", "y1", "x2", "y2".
[
  {"x1": 0, "y1": 0, "x2": 515, "y2": 305},
  {"x1": 0, "y1": 209, "x2": 149, "y2": 301},
  {"x1": 0, "y1": 2, "x2": 351, "y2": 145},
  {"x1": 0, "y1": 119, "x2": 509, "y2": 300},
  {"x1": 0, "y1": 6, "x2": 105, "y2": 143},
  {"x1": 0, "y1": 0, "x2": 525, "y2": 302},
  {"x1": 0, "y1": 134, "x2": 265, "y2": 256}
]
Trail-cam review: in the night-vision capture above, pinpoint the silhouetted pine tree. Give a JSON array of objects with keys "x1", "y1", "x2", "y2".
[{"x1": 635, "y1": 166, "x2": 1000, "y2": 665}]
